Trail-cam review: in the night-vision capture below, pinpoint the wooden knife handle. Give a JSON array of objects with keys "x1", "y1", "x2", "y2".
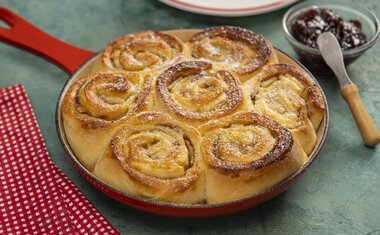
[{"x1": 341, "y1": 84, "x2": 380, "y2": 147}]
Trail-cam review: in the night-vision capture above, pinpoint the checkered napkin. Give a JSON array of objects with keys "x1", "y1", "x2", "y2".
[{"x1": 0, "y1": 84, "x2": 119, "y2": 234}]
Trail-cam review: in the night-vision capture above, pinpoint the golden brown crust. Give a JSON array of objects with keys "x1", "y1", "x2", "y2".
[
  {"x1": 243, "y1": 64, "x2": 325, "y2": 154},
  {"x1": 62, "y1": 72, "x2": 152, "y2": 127},
  {"x1": 198, "y1": 112, "x2": 307, "y2": 203},
  {"x1": 198, "y1": 112, "x2": 293, "y2": 171},
  {"x1": 187, "y1": 26, "x2": 278, "y2": 80},
  {"x1": 61, "y1": 72, "x2": 153, "y2": 170},
  {"x1": 62, "y1": 28, "x2": 326, "y2": 205},
  {"x1": 303, "y1": 85, "x2": 326, "y2": 130},
  {"x1": 94, "y1": 30, "x2": 184, "y2": 74},
  {"x1": 155, "y1": 61, "x2": 250, "y2": 126},
  {"x1": 93, "y1": 112, "x2": 205, "y2": 204}
]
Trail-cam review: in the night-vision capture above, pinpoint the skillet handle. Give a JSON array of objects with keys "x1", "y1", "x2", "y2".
[{"x1": 0, "y1": 7, "x2": 96, "y2": 75}]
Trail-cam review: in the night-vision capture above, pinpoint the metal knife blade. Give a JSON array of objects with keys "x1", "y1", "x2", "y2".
[{"x1": 316, "y1": 32, "x2": 353, "y2": 88}]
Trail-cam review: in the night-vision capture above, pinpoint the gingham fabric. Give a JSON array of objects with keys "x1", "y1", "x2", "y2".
[{"x1": 0, "y1": 84, "x2": 119, "y2": 234}]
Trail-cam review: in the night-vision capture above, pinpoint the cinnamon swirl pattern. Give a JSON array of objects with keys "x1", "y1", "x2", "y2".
[
  {"x1": 155, "y1": 61, "x2": 250, "y2": 126},
  {"x1": 61, "y1": 26, "x2": 326, "y2": 205},
  {"x1": 187, "y1": 26, "x2": 278, "y2": 81},
  {"x1": 244, "y1": 64, "x2": 325, "y2": 154},
  {"x1": 62, "y1": 72, "x2": 152, "y2": 170},
  {"x1": 198, "y1": 112, "x2": 308, "y2": 204},
  {"x1": 93, "y1": 112, "x2": 205, "y2": 204},
  {"x1": 92, "y1": 30, "x2": 184, "y2": 74}
]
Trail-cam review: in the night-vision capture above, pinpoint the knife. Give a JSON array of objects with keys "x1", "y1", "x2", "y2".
[{"x1": 317, "y1": 32, "x2": 380, "y2": 147}]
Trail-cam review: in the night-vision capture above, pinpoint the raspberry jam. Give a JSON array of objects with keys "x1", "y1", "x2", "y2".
[
  {"x1": 288, "y1": 8, "x2": 368, "y2": 74},
  {"x1": 291, "y1": 8, "x2": 367, "y2": 50}
]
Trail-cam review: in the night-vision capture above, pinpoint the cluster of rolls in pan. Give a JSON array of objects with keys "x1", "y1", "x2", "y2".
[{"x1": 61, "y1": 26, "x2": 325, "y2": 204}]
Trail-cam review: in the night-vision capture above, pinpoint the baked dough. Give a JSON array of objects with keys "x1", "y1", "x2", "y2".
[
  {"x1": 198, "y1": 112, "x2": 308, "y2": 204},
  {"x1": 61, "y1": 72, "x2": 152, "y2": 170},
  {"x1": 93, "y1": 112, "x2": 205, "y2": 204},
  {"x1": 154, "y1": 60, "x2": 251, "y2": 126},
  {"x1": 244, "y1": 64, "x2": 325, "y2": 154},
  {"x1": 91, "y1": 30, "x2": 184, "y2": 76},
  {"x1": 187, "y1": 26, "x2": 279, "y2": 82},
  {"x1": 62, "y1": 26, "x2": 326, "y2": 204}
]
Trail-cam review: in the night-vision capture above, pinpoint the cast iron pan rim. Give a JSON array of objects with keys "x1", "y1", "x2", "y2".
[{"x1": 55, "y1": 48, "x2": 329, "y2": 209}]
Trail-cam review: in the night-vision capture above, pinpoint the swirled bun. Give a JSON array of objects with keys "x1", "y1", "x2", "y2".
[
  {"x1": 61, "y1": 72, "x2": 152, "y2": 170},
  {"x1": 198, "y1": 112, "x2": 308, "y2": 204},
  {"x1": 91, "y1": 30, "x2": 184, "y2": 76},
  {"x1": 154, "y1": 61, "x2": 251, "y2": 126},
  {"x1": 244, "y1": 64, "x2": 325, "y2": 154},
  {"x1": 62, "y1": 26, "x2": 326, "y2": 205},
  {"x1": 93, "y1": 112, "x2": 205, "y2": 204},
  {"x1": 187, "y1": 26, "x2": 279, "y2": 82}
]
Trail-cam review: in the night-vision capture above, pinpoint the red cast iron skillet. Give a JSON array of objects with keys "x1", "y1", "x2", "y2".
[{"x1": 0, "y1": 7, "x2": 329, "y2": 218}]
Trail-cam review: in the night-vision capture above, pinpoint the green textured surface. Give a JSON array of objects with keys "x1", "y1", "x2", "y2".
[{"x1": 0, "y1": 0, "x2": 379, "y2": 234}]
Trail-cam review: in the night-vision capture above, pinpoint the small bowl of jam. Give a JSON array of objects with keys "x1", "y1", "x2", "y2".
[{"x1": 282, "y1": 0, "x2": 379, "y2": 75}]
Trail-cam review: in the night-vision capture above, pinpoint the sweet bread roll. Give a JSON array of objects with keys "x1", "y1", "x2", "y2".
[
  {"x1": 61, "y1": 27, "x2": 327, "y2": 205},
  {"x1": 62, "y1": 72, "x2": 153, "y2": 170},
  {"x1": 93, "y1": 112, "x2": 205, "y2": 204},
  {"x1": 243, "y1": 64, "x2": 325, "y2": 154},
  {"x1": 155, "y1": 61, "x2": 251, "y2": 126},
  {"x1": 198, "y1": 112, "x2": 308, "y2": 204},
  {"x1": 187, "y1": 26, "x2": 278, "y2": 82},
  {"x1": 91, "y1": 30, "x2": 184, "y2": 75}
]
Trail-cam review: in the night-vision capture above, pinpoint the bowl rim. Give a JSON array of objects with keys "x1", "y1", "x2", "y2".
[
  {"x1": 282, "y1": 0, "x2": 380, "y2": 56},
  {"x1": 55, "y1": 47, "x2": 330, "y2": 211}
]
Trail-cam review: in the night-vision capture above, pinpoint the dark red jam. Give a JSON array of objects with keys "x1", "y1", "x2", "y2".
[{"x1": 291, "y1": 8, "x2": 367, "y2": 50}]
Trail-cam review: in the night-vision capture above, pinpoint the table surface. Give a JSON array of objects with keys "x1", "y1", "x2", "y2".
[{"x1": 1, "y1": 0, "x2": 379, "y2": 234}]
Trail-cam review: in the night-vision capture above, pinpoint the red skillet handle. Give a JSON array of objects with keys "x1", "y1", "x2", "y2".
[{"x1": 0, "y1": 7, "x2": 96, "y2": 75}]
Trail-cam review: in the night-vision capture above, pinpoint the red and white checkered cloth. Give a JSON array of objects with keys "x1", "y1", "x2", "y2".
[{"x1": 0, "y1": 84, "x2": 119, "y2": 234}]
